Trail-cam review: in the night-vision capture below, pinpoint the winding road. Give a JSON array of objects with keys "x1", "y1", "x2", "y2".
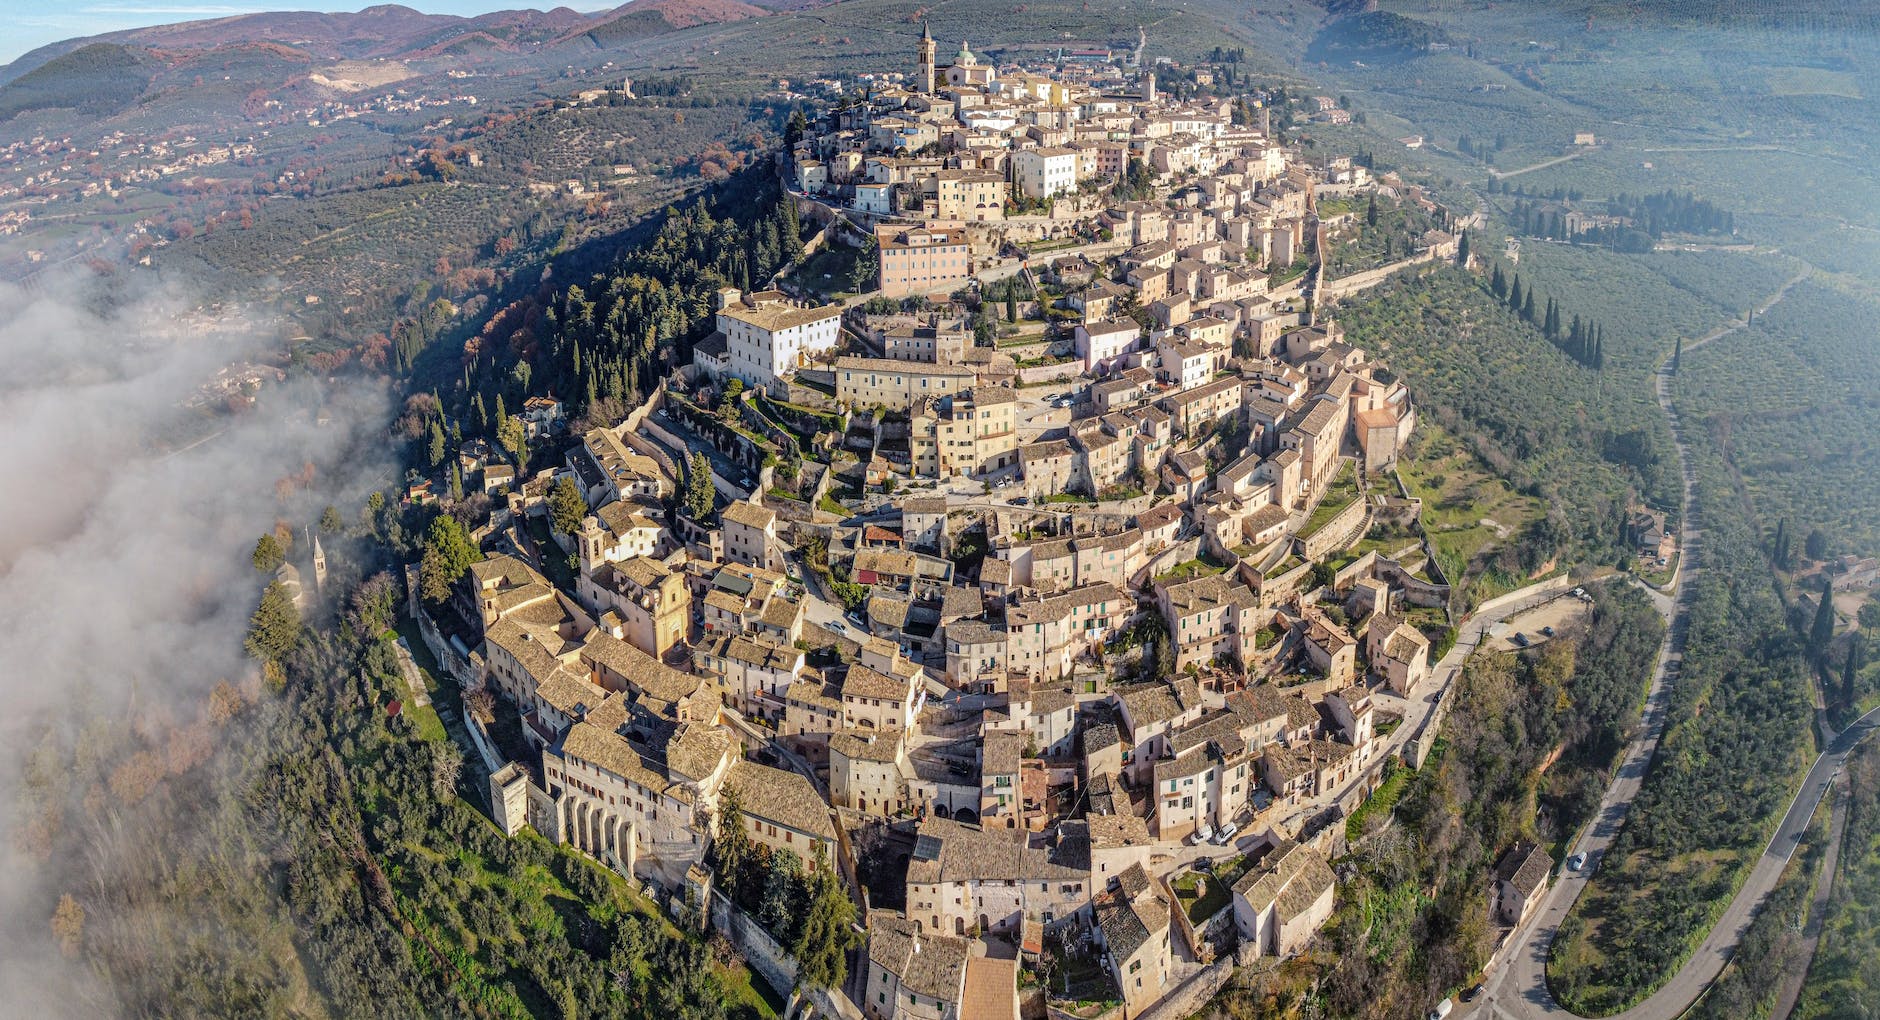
[{"x1": 1474, "y1": 268, "x2": 1863, "y2": 1020}]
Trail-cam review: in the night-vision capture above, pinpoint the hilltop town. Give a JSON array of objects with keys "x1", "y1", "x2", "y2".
[{"x1": 406, "y1": 29, "x2": 1488, "y2": 1020}]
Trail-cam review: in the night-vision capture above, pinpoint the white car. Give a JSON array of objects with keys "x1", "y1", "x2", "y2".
[
  {"x1": 1567, "y1": 853, "x2": 1587, "y2": 871},
  {"x1": 828, "y1": 621, "x2": 846, "y2": 633},
  {"x1": 1189, "y1": 823, "x2": 1214, "y2": 846},
  {"x1": 1210, "y1": 822, "x2": 1240, "y2": 845}
]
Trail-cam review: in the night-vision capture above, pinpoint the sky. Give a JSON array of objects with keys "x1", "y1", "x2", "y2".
[{"x1": 3, "y1": 0, "x2": 617, "y2": 65}]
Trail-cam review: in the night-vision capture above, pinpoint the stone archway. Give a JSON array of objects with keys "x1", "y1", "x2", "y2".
[
  {"x1": 934, "y1": 803, "x2": 951, "y2": 819},
  {"x1": 954, "y1": 806, "x2": 979, "y2": 825}
]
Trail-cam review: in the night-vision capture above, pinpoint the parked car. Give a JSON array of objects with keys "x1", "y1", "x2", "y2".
[
  {"x1": 1512, "y1": 632, "x2": 1530, "y2": 647},
  {"x1": 1542, "y1": 626, "x2": 1556, "y2": 637},
  {"x1": 1461, "y1": 984, "x2": 1484, "y2": 1003},
  {"x1": 1567, "y1": 853, "x2": 1587, "y2": 871},
  {"x1": 1211, "y1": 822, "x2": 1240, "y2": 845},
  {"x1": 1012, "y1": 496, "x2": 1030, "y2": 505},
  {"x1": 828, "y1": 621, "x2": 846, "y2": 633},
  {"x1": 1427, "y1": 999, "x2": 1453, "y2": 1020},
  {"x1": 1189, "y1": 822, "x2": 1214, "y2": 845}
]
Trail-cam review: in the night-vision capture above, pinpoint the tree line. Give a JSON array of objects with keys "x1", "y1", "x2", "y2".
[{"x1": 1488, "y1": 263, "x2": 1607, "y2": 369}]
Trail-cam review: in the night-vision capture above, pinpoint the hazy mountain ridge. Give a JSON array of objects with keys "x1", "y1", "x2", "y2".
[{"x1": 0, "y1": 0, "x2": 795, "y2": 89}]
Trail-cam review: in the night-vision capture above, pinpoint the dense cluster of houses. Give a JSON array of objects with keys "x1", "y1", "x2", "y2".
[{"x1": 414, "y1": 37, "x2": 1498, "y2": 1020}]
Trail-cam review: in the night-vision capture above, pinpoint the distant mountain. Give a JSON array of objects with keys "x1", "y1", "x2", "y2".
[
  {"x1": 0, "y1": 43, "x2": 163, "y2": 122},
  {"x1": 0, "y1": 0, "x2": 779, "y2": 86},
  {"x1": 568, "y1": 0, "x2": 772, "y2": 48}
]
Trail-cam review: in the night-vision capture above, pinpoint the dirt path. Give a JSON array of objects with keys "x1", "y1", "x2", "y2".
[{"x1": 1489, "y1": 149, "x2": 1589, "y2": 180}]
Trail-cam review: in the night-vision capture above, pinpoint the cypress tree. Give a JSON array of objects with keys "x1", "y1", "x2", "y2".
[
  {"x1": 1509, "y1": 275, "x2": 1523, "y2": 311},
  {"x1": 1812, "y1": 577, "x2": 1838, "y2": 666},
  {"x1": 1522, "y1": 289, "x2": 1537, "y2": 325},
  {"x1": 1491, "y1": 263, "x2": 1507, "y2": 299},
  {"x1": 1844, "y1": 635, "x2": 1863, "y2": 710}
]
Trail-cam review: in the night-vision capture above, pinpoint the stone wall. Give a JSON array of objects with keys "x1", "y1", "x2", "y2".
[
  {"x1": 707, "y1": 891, "x2": 867, "y2": 1020},
  {"x1": 1319, "y1": 248, "x2": 1441, "y2": 302},
  {"x1": 1015, "y1": 360, "x2": 1084, "y2": 386},
  {"x1": 1131, "y1": 947, "x2": 1248, "y2": 1020},
  {"x1": 1296, "y1": 499, "x2": 1369, "y2": 562}
]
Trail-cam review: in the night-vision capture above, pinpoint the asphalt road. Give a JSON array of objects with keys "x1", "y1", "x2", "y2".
[
  {"x1": 1481, "y1": 707, "x2": 1880, "y2": 1020},
  {"x1": 1474, "y1": 268, "x2": 1835, "y2": 1020}
]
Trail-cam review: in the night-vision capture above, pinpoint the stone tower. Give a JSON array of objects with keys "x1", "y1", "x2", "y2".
[
  {"x1": 310, "y1": 530, "x2": 327, "y2": 593},
  {"x1": 579, "y1": 514, "x2": 605, "y2": 574},
  {"x1": 918, "y1": 20, "x2": 937, "y2": 94},
  {"x1": 1143, "y1": 70, "x2": 1156, "y2": 106}
]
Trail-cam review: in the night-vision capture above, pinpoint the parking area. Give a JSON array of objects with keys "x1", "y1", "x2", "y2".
[{"x1": 1485, "y1": 593, "x2": 1593, "y2": 652}]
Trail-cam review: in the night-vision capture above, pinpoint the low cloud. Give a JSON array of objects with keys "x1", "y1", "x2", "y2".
[{"x1": 0, "y1": 271, "x2": 391, "y2": 1015}]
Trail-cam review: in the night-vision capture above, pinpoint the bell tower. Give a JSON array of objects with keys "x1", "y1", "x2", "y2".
[{"x1": 918, "y1": 20, "x2": 937, "y2": 94}]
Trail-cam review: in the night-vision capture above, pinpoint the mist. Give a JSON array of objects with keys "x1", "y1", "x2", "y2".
[{"x1": 0, "y1": 271, "x2": 393, "y2": 1016}]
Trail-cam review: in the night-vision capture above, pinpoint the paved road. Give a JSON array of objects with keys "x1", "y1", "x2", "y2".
[
  {"x1": 1483, "y1": 708, "x2": 1880, "y2": 1020},
  {"x1": 1768, "y1": 767, "x2": 1852, "y2": 1020},
  {"x1": 1476, "y1": 269, "x2": 1829, "y2": 1020}
]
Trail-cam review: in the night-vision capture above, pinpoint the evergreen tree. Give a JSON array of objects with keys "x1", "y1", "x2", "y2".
[
  {"x1": 1456, "y1": 229, "x2": 1470, "y2": 266},
  {"x1": 319, "y1": 506, "x2": 343, "y2": 534},
  {"x1": 1006, "y1": 292, "x2": 1018, "y2": 323},
  {"x1": 1672, "y1": 335, "x2": 1683, "y2": 372},
  {"x1": 1811, "y1": 577, "x2": 1838, "y2": 666},
  {"x1": 1808, "y1": 528, "x2": 1831, "y2": 561},
  {"x1": 792, "y1": 844, "x2": 859, "y2": 990},
  {"x1": 685, "y1": 452, "x2": 716, "y2": 521},
  {"x1": 1843, "y1": 635, "x2": 1863, "y2": 710},
  {"x1": 758, "y1": 849, "x2": 806, "y2": 942},
  {"x1": 245, "y1": 579, "x2": 302, "y2": 663},
  {"x1": 449, "y1": 461, "x2": 464, "y2": 503},
  {"x1": 426, "y1": 419, "x2": 447, "y2": 469},
  {"x1": 549, "y1": 476, "x2": 588, "y2": 535},
  {"x1": 1490, "y1": 263, "x2": 1507, "y2": 299},
  {"x1": 252, "y1": 533, "x2": 286, "y2": 573},
  {"x1": 1773, "y1": 519, "x2": 1791, "y2": 569},
  {"x1": 419, "y1": 514, "x2": 481, "y2": 606},
  {"x1": 1366, "y1": 193, "x2": 1378, "y2": 227},
  {"x1": 1508, "y1": 274, "x2": 1523, "y2": 312},
  {"x1": 1522, "y1": 289, "x2": 1538, "y2": 325}
]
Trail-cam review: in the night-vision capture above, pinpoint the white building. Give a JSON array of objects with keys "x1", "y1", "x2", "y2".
[
  {"x1": 1011, "y1": 147, "x2": 1079, "y2": 200},
  {"x1": 705, "y1": 288, "x2": 843, "y2": 389}
]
